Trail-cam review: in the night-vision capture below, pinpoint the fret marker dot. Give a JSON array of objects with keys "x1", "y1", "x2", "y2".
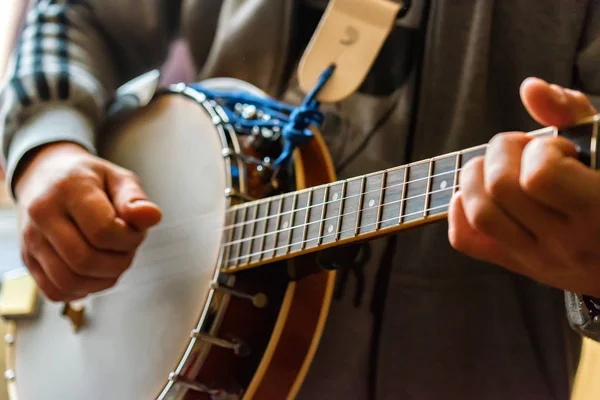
[
  {"x1": 440, "y1": 180, "x2": 448, "y2": 190},
  {"x1": 333, "y1": 193, "x2": 339, "y2": 201},
  {"x1": 368, "y1": 199, "x2": 375, "y2": 207},
  {"x1": 283, "y1": 221, "x2": 289, "y2": 229},
  {"x1": 328, "y1": 225, "x2": 334, "y2": 234}
]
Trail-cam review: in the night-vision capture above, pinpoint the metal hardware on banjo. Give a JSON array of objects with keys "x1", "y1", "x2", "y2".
[{"x1": 1, "y1": 69, "x2": 599, "y2": 400}]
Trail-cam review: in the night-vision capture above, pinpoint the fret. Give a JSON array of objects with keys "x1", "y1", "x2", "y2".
[
  {"x1": 250, "y1": 200, "x2": 269, "y2": 263},
  {"x1": 317, "y1": 185, "x2": 329, "y2": 245},
  {"x1": 399, "y1": 167, "x2": 408, "y2": 224},
  {"x1": 423, "y1": 160, "x2": 434, "y2": 218},
  {"x1": 339, "y1": 178, "x2": 362, "y2": 240},
  {"x1": 376, "y1": 171, "x2": 387, "y2": 230},
  {"x1": 429, "y1": 154, "x2": 458, "y2": 216},
  {"x1": 222, "y1": 209, "x2": 236, "y2": 268},
  {"x1": 322, "y1": 182, "x2": 344, "y2": 245},
  {"x1": 453, "y1": 151, "x2": 462, "y2": 194},
  {"x1": 301, "y1": 189, "x2": 313, "y2": 250},
  {"x1": 402, "y1": 161, "x2": 429, "y2": 223},
  {"x1": 381, "y1": 167, "x2": 405, "y2": 229},
  {"x1": 358, "y1": 172, "x2": 384, "y2": 235},
  {"x1": 335, "y1": 181, "x2": 347, "y2": 241},
  {"x1": 354, "y1": 177, "x2": 366, "y2": 236},
  {"x1": 263, "y1": 196, "x2": 281, "y2": 260},
  {"x1": 305, "y1": 187, "x2": 327, "y2": 249},
  {"x1": 275, "y1": 193, "x2": 296, "y2": 256},
  {"x1": 236, "y1": 206, "x2": 249, "y2": 262},
  {"x1": 290, "y1": 190, "x2": 311, "y2": 252},
  {"x1": 269, "y1": 194, "x2": 289, "y2": 257},
  {"x1": 238, "y1": 204, "x2": 255, "y2": 265},
  {"x1": 226, "y1": 207, "x2": 244, "y2": 267}
]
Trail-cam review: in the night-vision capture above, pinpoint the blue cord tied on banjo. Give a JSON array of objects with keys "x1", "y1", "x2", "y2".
[{"x1": 191, "y1": 64, "x2": 336, "y2": 168}]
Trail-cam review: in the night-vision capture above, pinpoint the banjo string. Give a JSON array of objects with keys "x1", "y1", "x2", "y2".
[
  {"x1": 222, "y1": 166, "x2": 465, "y2": 230},
  {"x1": 220, "y1": 182, "x2": 458, "y2": 248},
  {"x1": 222, "y1": 201, "x2": 452, "y2": 266}
]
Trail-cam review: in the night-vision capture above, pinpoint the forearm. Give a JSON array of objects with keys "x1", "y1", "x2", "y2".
[{"x1": 0, "y1": 0, "x2": 176, "y2": 198}]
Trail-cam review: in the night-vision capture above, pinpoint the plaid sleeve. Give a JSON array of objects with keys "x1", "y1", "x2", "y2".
[{"x1": 0, "y1": 0, "x2": 176, "y2": 197}]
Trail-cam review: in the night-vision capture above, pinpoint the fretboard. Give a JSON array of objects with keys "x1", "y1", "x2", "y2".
[
  {"x1": 220, "y1": 126, "x2": 559, "y2": 272},
  {"x1": 221, "y1": 146, "x2": 487, "y2": 271}
]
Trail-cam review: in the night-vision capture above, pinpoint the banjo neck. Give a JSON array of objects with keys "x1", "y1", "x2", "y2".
[{"x1": 221, "y1": 115, "x2": 600, "y2": 273}]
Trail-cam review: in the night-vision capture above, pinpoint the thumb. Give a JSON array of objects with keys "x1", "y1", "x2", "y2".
[
  {"x1": 520, "y1": 77, "x2": 597, "y2": 127},
  {"x1": 106, "y1": 168, "x2": 162, "y2": 231}
]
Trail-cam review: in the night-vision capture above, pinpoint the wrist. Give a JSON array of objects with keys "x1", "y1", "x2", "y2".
[{"x1": 13, "y1": 142, "x2": 89, "y2": 200}]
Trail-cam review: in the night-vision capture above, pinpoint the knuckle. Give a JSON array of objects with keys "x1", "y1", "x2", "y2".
[
  {"x1": 114, "y1": 252, "x2": 136, "y2": 274},
  {"x1": 43, "y1": 287, "x2": 64, "y2": 303},
  {"x1": 65, "y1": 241, "x2": 92, "y2": 274},
  {"x1": 21, "y1": 224, "x2": 38, "y2": 246},
  {"x1": 458, "y1": 156, "x2": 483, "y2": 188},
  {"x1": 68, "y1": 248, "x2": 93, "y2": 275},
  {"x1": 86, "y1": 219, "x2": 114, "y2": 248},
  {"x1": 121, "y1": 169, "x2": 140, "y2": 184},
  {"x1": 485, "y1": 168, "x2": 515, "y2": 199},
  {"x1": 488, "y1": 132, "x2": 508, "y2": 147},
  {"x1": 469, "y1": 200, "x2": 495, "y2": 234},
  {"x1": 27, "y1": 196, "x2": 51, "y2": 222},
  {"x1": 567, "y1": 89, "x2": 589, "y2": 105},
  {"x1": 54, "y1": 274, "x2": 77, "y2": 294},
  {"x1": 520, "y1": 161, "x2": 557, "y2": 194},
  {"x1": 20, "y1": 248, "x2": 36, "y2": 271},
  {"x1": 488, "y1": 131, "x2": 519, "y2": 151},
  {"x1": 54, "y1": 167, "x2": 98, "y2": 194}
]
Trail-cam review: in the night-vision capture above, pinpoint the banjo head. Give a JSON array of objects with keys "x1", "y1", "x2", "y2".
[{"x1": 11, "y1": 88, "x2": 230, "y2": 400}]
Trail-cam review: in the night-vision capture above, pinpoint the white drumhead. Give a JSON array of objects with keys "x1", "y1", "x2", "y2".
[{"x1": 13, "y1": 93, "x2": 227, "y2": 400}]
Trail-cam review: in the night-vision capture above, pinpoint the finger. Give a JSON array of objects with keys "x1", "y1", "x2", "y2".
[
  {"x1": 30, "y1": 236, "x2": 118, "y2": 298},
  {"x1": 21, "y1": 250, "x2": 73, "y2": 303},
  {"x1": 520, "y1": 78, "x2": 597, "y2": 127},
  {"x1": 106, "y1": 168, "x2": 162, "y2": 231},
  {"x1": 64, "y1": 184, "x2": 146, "y2": 252},
  {"x1": 448, "y1": 192, "x2": 518, "y2": 269},
  {"x1": 35, "y1": 216, "x2": 136, "y2": 279},
  {"x1": 484, "y1": 132, "x2": 568, "y2": 238},
  {"x1": 520, "y1": 135, "x2": 600, "y2": 213},
  {"x1": 459, "y1": 156, "x2": 536, "y2": 260}
]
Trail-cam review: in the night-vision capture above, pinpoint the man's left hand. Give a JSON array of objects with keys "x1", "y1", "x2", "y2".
[{"x1": 448, "y1": 77, "x2": 600, "y2": 296}]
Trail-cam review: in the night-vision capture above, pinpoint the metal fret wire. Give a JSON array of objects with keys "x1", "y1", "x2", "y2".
[
  {"x1": 223, "y1": 165, "x2": 464, "y2": 230},
  {"x1": 221, "y1": 183, "x2": 458, "y2": 249},
  {"x1": 224, "y1": 201, "x2": 451, "y2": 266},
  {"x1": 221, "y1": 127, "x2": 556, "y2": 266},
  {"x1": 223, "y1": 126, "x2": 556, "y2": 230}
]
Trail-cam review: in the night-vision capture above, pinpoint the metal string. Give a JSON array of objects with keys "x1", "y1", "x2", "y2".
[
  {"x1": 221, "y1": 183, "x2": 458, "y2": 248},
  {"x1": 222, "y1": 201, "x2": 452, "y2": 267},
  {"x1": 222, "y1": 164, "x2": 466, "y2": 230}
]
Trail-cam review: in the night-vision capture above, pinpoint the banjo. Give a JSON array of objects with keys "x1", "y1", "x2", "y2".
[{"x1": 0, "y1": 69, "x2": 598, "y2": 400}]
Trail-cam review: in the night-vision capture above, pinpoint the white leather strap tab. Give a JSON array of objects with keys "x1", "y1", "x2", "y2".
[{"x1": 298, "y1": 0, "x2": 402, "y2": 102}]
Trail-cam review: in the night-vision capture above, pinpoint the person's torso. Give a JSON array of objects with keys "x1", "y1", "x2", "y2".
[{"x1": 180, "y1": 1, "x2": 588, "y2": 398}]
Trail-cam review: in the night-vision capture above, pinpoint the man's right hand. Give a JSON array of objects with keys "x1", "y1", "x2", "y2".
[{"x1": 14, "y1": 142, "x2": 162, "y2": 302}]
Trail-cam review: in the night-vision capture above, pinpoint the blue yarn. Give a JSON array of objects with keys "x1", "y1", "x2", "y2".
[{"x1": 190, "y1": 64, "x2": 335, "y2": 167}]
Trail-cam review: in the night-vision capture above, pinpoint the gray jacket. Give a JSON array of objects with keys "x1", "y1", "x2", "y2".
[{"x1": 2, "y1": 1, "x2": 600, "y2": 399}]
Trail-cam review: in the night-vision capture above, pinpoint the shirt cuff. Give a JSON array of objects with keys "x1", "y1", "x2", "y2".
[{"x1": 5, "y1": 106, "x2": 97, "y2": 199}]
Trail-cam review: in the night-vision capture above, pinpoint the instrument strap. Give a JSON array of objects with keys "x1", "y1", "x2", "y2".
[{"x1": 297, "y1": 0, "x2": 406, "y2": 102}]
